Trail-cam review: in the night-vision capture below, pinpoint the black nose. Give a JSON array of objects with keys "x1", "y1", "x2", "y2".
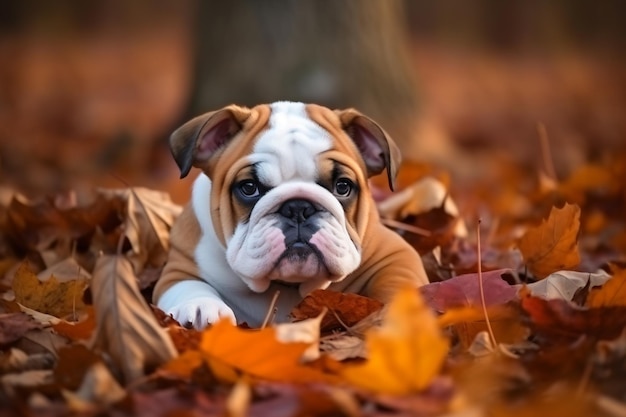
[{"x1": 278, "y1": 199, "x2": 317, "y2": 222}]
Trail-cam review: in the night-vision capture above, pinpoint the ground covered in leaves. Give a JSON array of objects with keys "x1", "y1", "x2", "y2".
[{"x1": 1, "y1": 151, "x2": 626, "y2": 416}]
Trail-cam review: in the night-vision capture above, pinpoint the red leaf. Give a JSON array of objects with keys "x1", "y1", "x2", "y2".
[{"x1": 420, "y1": 269, "x2": 518, "y2": 312}]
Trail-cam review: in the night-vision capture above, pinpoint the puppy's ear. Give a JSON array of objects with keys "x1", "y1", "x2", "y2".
[
  {"x1": 170, "y1": 105, "x2": 252, "y2": 178},
  {"x1": 335, "y1": 108, "x2": 402, "y2": 191}
]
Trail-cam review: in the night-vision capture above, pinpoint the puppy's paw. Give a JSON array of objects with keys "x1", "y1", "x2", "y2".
[{"x1": 168, "y1": 298, "x2": 236, "y2": 330}]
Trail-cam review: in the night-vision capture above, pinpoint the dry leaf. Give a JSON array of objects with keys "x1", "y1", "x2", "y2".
[
  {"x1": 275, "y1": 313, "x2": 325, "y2": 362},
  {"x1": 517, "y1": 203, "x2": 581, "y2": 279},
  {"x1": 90, "y1": 255, "x2": 177, "y2": 383},
  {"x1": 587, "y1": 267, "x2": 626, "y2": 308},
  {"x1": 12, "y1": 261, "x2": 87, "y2": 318},
  {"x1": 290, "y1": 290, "x2": 383, "y2": 332},
  {"x1": 0, "y1": 313, "x2": 42, "y2": 346},
  {"x1": 62, "y1": 362, "x2": 126, "y2": 411},
  {"x1": 341, "y1": 287, "x2": 449, "y2": 395},
  {"x1": 101, "y1": 188, "x2": 182, "y2": 269},
  {"x1": 163, "y1": 320, "x2": 336, "y2": 385},
  {"x1": 52, "y1": 306, "x2": 97, "y2": 341},
  {"x1": 525, "y1": 270, "x2": 610, "y2": 301},
  {"x1": 320, "y1": 334, "x2": 367, "y2": 361}
]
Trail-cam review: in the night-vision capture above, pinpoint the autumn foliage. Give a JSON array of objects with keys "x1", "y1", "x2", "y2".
[{"x1": 1, "y1": 154, "x2": 626, "y2": 416}]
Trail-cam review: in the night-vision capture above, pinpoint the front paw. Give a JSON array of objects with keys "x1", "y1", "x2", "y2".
[{"x1": 167, "y1": 297, "x2": 236, "y2": 329}]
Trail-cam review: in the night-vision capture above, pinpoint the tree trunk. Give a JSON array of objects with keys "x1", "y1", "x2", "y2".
[{"x1": 185, "y1": 0, "x2": 420, "y2": 150}]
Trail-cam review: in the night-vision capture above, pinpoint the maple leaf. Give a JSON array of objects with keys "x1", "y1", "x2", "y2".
[
  {"x1": 341, "y1": 287, "x2": 449, "y2": 395},
  {"x1": 587, "y1": 267, "x2": 626, "y2": 308},
  {"x1": 517, "y1": 203, "x2": 581, "y2": 279},
  {"x1": 90, "y1": 255, "x2": 177, "y2": 383},
  {"x1": 12, "y1": 261, "x2": 87, "y2": 318},
  {"x1": 163, "y1": 320, "x2": 337, "y2": 385},
  {"x1": 290, "y1": 290, "x2": 383, "y2": 333}
]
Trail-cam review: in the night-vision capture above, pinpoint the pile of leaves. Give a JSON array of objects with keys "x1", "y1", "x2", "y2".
[{"x1": 1, "y1": 153, "x2": 626, "y2": 416}]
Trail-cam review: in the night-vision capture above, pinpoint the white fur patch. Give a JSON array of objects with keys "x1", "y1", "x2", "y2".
[{"x1": 251, "y1": 102, "x2": 332, "y2": 186}]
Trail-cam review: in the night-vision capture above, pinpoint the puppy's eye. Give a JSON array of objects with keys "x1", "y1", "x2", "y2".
[
  {"x1": 239, "y1": 180, "x2": 260, "y2": 197},
  {"x1": 334, "y1": 178, "x2": 354, "y2": 197}
]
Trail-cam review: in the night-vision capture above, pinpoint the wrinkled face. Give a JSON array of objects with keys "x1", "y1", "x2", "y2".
[{"x1": 221, "y1": 103, "x2": 365, "y2": 296}]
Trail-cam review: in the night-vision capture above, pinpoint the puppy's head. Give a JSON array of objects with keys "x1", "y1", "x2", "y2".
[{"x1": 170, "y1": 102, "x2": 400, "y2": 296}]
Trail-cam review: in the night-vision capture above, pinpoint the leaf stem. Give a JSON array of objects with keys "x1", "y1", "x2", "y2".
[
  {"x1": 477, "y1": 219, "x2": 497, "y2": 347},
  {"x1": 261, "y1": 290, "x2": 280, "y2": 329}
]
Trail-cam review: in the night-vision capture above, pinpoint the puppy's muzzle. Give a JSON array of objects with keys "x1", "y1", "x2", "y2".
[{"x1": 278, "y1": 199, "x2": 321, "y2": 250}]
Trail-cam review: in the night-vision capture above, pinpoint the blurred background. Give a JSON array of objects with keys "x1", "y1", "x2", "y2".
[{"x1": 0, "y1": 0, "x2": 624, "y2": 203}]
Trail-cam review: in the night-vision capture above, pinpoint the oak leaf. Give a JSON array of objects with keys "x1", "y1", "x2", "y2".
[
  {"x1": 341, "y1": 287, "x2": 449, "y2": 394},
  {"x1": 90, "y1": 255, "x2": 177, "y2": 383},
  {"x1": 525, "y1": 270, "x2": 610, "y2": 301},
  {"x1": 12, "y1": 261, "x2": 87, "y2": 318},
  {"x1": 517, "y1": 203, "x2": 581, "y2": 279}
]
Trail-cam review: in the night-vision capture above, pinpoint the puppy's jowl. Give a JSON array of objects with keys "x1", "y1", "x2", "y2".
[{"x1": 153, "y1": 101, "x2": 428, "y2": 329}]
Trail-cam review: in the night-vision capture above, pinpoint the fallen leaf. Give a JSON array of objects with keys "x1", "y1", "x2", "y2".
[
  {"x1": 100, "y1": 188, "x2": 182, "y2": 269},
  {"x1": 54, "y1": 344, "x2": 101, "y2": 390},
  {"x1": 275, "y1": 313, "x2": 325, "y2": 362},
  {"x1": 290, "y1": 290, "x2": 383, "y2": 332},
  {"x1": 521, "y1": 292, "x2": 626, "y2": 343},
  {"x1": 420, "y1": 269, "x2": 518, "y2": 312},
  {"x1": 587, "y1": 267, "x2": 626, "y2": 308},
  {"x1": 52, "y1": 306, "x2": 96, "y2": 341},
  {"x1": 517, "y1": 203, "x2": 581, "y2": 279},
  {"x1": 62, "y1": 362, "x2": 126, "y2": 412},
  {"x1": 0, "y1": 312, "x2": 42, "y2": 346},
  {"x1": 90, "y1": 255, "x2": 177, "y2": 383},
  {"x1": 320, "y1": 334, "x2": 366, "y2": 361},
  {"x1": 524, "y1": 270, "x2": 610, "y2": 302},
  {"x1": 341, "y1": 287, "x2": 449, "y2": 395},
  {"x1": 163, "y1": 320, "x2": 336, "y2": 385},
  {"x1": 12, "y1": 261, "x2": 87, "y2": 318}
]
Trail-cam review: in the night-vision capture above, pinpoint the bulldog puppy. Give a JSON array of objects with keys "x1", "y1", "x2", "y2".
[{"x1": 153, "y1": 101, "x2": 428, "y2": 329}]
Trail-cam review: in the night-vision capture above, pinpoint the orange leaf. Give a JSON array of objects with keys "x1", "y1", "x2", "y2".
[
  {"x1": 341, "y1": 287, "x2": 449, "y2": 394},
  {"x1": 517, "y1": 203, "x2": 581, "y2": 279},
  {"x1": 586, "y1": 267, "x2": 626, "y2": 308},
  {"x1": 164, "y1": 320, "x2": 337, "y2": 385},
  {"x1": 52, "y1": 306, "x2": 96, "y2": 341}
]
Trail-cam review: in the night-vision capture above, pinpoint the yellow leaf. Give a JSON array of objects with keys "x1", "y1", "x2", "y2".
[
  {"x1": 587, "y1": 268, "x2": 626, "y2": 308},
  {"x1": 517, "y1": 203, "x2": 581, "y2": 279},
  {"x1": 341, "y1": 287, "x2": 449, "y2": 395},
  {"x1": 12, "y1": 262, "x2": 87, "y2": 318},
  {"x1": 198, "y1": 320, "x2": 336, "y2": 384}
]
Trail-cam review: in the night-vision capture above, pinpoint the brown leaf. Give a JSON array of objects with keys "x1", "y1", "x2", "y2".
[
  {"x1": 90, "y1": 255, "x2": 177, "y2": 383},
  {"x1": 517, "y1": 203, "x2": 581, "y2": 279},
  {"x1": 100, "y1": 188, "x2": 181, "y2": 269},
  {"x1": 52, "y1": 306, "x2": 96, "y2": 341},
  {"x1": 0, "y1": 312, "x2": 42, "y2": 346},
  {"x1": 12, "y1": 261, "x2": 87, "y2": 318},
  {"x1": 520, "y1": 291, "x2": 626, "y2": 343},
  {"x1": 290, "y1": 290, "x2": 383, "y2": 333},
  {"x1": 54, "y1": 344, "x2": 101, "y2": 390}
]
